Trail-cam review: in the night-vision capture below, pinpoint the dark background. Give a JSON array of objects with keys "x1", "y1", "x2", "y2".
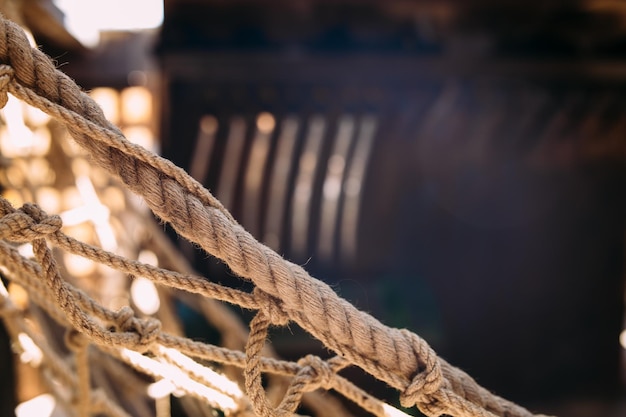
[{"x1": 154, "y1": 1, "x2": 626, "y2": 415}]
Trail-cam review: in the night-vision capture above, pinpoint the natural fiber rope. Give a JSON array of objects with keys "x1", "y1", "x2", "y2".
[
  {"x1": 0, "y1": 13, "x2": 551, "y2": 417},
  {"x1": 0, "y1": 206, "x2": 390, "y2": 416}
]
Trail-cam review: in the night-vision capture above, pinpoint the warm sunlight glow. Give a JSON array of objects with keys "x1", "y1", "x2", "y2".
[
  {"x1": 123, "y1": 126, "x2": 156, "y2": 153},
  {"x1": 56, "y1": 0, "x2": 164, "y2": 47},
  {"x1": 138, "y1": 250, "x2": 158, "y2": 267},
  {"x1": 120, "y1": 348, "x2": 239, "y2": 412},
  {"x1": 102, "y1": 186, "x2": 126, "y2": 213},
  {"x1": 17, "y1": 244, "x2": 34, "y2": 259},
  {"x1": 18, "y1": 332, "x2": 43, "y2": 366},
  {"x1": 36, "y1": 187, "x2": 62, "y2": 214},
  {"x1": 131, "y1": 277, "x2": 160, "y2": 315},
  {"x1": 64, "y1": 252, "x2": 96, "y2": 277},
  {"x1": 121, "y1": 86, "x2": 152, "y2": 125},
  {"x1": 382, "y1": 402, "x2": 413, "y2": 417},
  {"x1": 620, "y1": 329, "x2": 626, "y2": 349},
  {"x1": 158, "y1": 346, "x2": 244, "y2": 400},
  {"x1": 24, "y1": 105, "x2": 51, "y2": 127},
  {"x1": 1, "y1": 96, "x2": 35, "y2": 157},
  {"x1": 31, "y1": 127, "x2": 52, "y2": 157},
  {"x1": 147, "y1": 379, "x2": 177, "y2": 399},
  {"x1": 8, "y1": 283, "x2": 29, "y2": 309},
  {"x1": 1, "y1": 189, "x2": 23, "y2": 208},
  {"x1": 28, "y1": 157, "x2": 53, "y2": 185},
  {"x1": 256, "y1": 112, "x2": 276, "y2": 134},
  {"x1": 90, "y1": 88, "x2": 119, "y2": 125},
  {"x1": 200, "y1": 115, "x2": 219, "y2": 135},
  {"x1": 61, "y1": 175, "x2": 117, "y2": 251},
  {"x1": 15, "y1": 394, "x2": 56, "y2": 417}
]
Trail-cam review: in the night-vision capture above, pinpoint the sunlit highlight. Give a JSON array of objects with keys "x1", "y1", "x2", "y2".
[
  {"x1": 71, "y1": 158, "x2": 91, "y2": 178},
  {"x1": 382, "y1": 402, "x2": 412, "y2": 417},
  {"x1": 90, "y1": 88, "x2": 119, "y2": 125},
  {"x1": 4, "y1": 164, "x2": 24, "y2": 188},
  {"x1": 121, "y1": 87, "x2": 152, "y2": 125},
  {"x1": 122, "y1": 126, "x2": 156, "y2": 153},
  {"x1": 63, "y1": 252, "x2": 96, "y2": 277},
  {"x1": 17, "y1": 244, "x2": 34, "y2": 259},
  {"x1": 131, "y1": 277, "x2": 160, "y2": 315},
  {"x1": 200, "y1": 115, "x2": 219, "y2": 135},
  {"x1": 147, "y1": 379, "x2": 177, "y2": 399},
  {"x1": 28, "y1": 157, "x2": 53, "y2": 185},
  {"x1": 15, "y1": 393, "x2": 56, "y2": 417},
  {"x1": 60, "y1": 186, "x2": 82, "y2": 212},
  {"x1": 17, "y1": 332, "x2": 43, "y2": 366},
  {"x1": 61, "y1": 176, "x2": 117, "y2": 251},
  {"x1": 35, "y1": 187, "x2": 61, "y2": 214},
  {"x1": 102, "y1": 186, "x2": 126, "y2": 213},
  {"x1": 256, "y1": 112, "x2": 276, "y2": 134},
  {"x1": 138, "y1": 250, "x2": 158, "y2": 267},
  {"x1": 24, "y1": 105, "x2": 51, "y2": 127},
  {"x1": 158, "y1": 346, "x2": 244, "y2": 400},
  {"x1": 56, "y1": 0, "x2": 164, "y2": 47},
  {"x1": 1, "y1": 189, "x2": 23, "y2": 207},
  {"x1": 120, "y1": 348, "x2": 239, "y2": 412},
  {"x1": 1, "y1": 96, "x2": 35, "y2": 157},
  {"x1": 7, "y1": 283, "x2": 28, "y2": 309}
]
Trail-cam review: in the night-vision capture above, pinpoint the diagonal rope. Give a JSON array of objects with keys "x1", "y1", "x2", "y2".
[
  {"x1": 0, "y1": 195, "x2": 418, "y2": 417},
  {"x1": 0, "y1": 13, "x2": 552, "y2": 417}
]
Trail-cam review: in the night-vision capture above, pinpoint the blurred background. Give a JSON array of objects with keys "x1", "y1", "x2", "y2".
[{"x1": 0, "y1": 0, "x2": 625, "y2": 416}]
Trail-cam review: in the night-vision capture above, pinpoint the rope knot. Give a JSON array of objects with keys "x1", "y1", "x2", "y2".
[
  {"x1": 115, "y1": 306, "x2": 161, "y2": 352},
  {"x1": 254, "y1": 288, "x2": 290, "y2": 326},
  {"x1": 399, "y1": 329, "x2": 444, "y2": 408},
  {"x1": 0, "y1": 204, "x2": 62, "y2": 242},
  {"x1": 114, "y1": 306, "x2": 135, "y2": 331},
  {"x1": 0, "y1": 65, "x2": 13, "y2": 109},
  {"x1": 297, "y1": 355, "x2": 335, "y2": 392}
]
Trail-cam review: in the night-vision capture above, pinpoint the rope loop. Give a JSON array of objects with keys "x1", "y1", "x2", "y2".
[
  {"x1": 253, "y1": 288, "x2": 290, "y2": 326},
  {"x1": 114, "y1": 306, "x2": 134, "y2": 332},
  {"x1": 0, "y1": 206, "x2": 61, "y2": 242},
  {"x1": 296, "y1": 354, "x2": 335, "y2": 392},
  {"x1": 114, "y1": 306, "x2": 161, "y2": 352},
  {"x1": 0, "y1": 64, "x2": 13, "y2": 108},
  {"x1": 399, "y1": 329, "x2": 444, "y2": 408},
  {"x1": 132, "y1": 317, "x2": 161, "y2": 351}
]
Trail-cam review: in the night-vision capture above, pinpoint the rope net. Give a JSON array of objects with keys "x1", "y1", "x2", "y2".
[{"x1": 0, "y1": 14, "x2": 549, "y2": 417}]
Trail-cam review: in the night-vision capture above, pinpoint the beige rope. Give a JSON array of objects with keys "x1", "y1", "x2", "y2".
[
  {"x1": 0, "y1": 194, "x2": 412, "y2": 416},
  {"x1": 0, "y1": 13, "x2": 552, "y2": 417},
  {"x1": 143, "y1": 225, "x2": 353, "y2": 417}
]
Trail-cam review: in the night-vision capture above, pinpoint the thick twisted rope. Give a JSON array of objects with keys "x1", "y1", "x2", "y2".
[{"x1": 0, "y1": 14, "x2": 548, "y2": 417}]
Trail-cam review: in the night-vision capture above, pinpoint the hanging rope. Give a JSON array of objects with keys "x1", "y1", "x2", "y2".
[{"x1": 0, "y1": 13, "x2": 551, "y2": 417}]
